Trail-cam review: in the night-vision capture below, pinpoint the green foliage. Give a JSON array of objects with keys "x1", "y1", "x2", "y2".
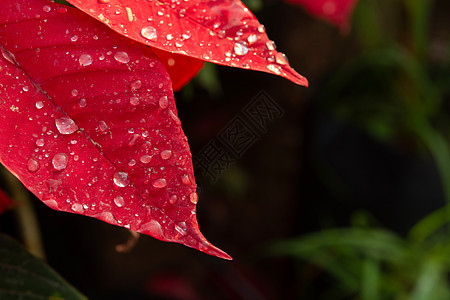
[
  {"x1": 268, "y1": 209, "x2": 450, "y2": 299},
  {"x1": 268, "y1": 0, "x2": 450, "y2": 298},
  {"x1": 0, "y1": 234, "x2": 86, "y2": 300}
]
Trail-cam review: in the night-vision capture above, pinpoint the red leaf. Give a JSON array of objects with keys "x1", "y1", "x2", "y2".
[
  {"x1": 286, "y1": 0, "x2": 358, "y2": 31},
  {"x1": 66, "y1": 0, "x2": 308, "y2": 86},
  {"x1": 0, "y1": 0, "x2": 230, "y2": 259},
  {"x1": 152, "y1": 49, "x2": 204, "y2": 91}
]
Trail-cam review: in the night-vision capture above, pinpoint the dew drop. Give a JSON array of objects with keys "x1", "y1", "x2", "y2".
[
  {"x1": 71, "y1": 89, "x2": 79, "y2": 97},
  {"x1": 275, "y1": 52, "x2": 289, "y2": 65},
  {"x1": 113, "y1": 171, "x2": 130, "y2": 187},
  {"x1": 98, "y1": 120, "x2": 109, "y2": 132},
  {"x1": 71, "y1": 203, "x2": 84, "y2": 213},
  {"x1": 114, "y1": 51, "x2": 130, "y2": 64},
  {"x1": 234, "y1": 43, "x2": 249, "y2": 56},
  {"x1": 79, "y1": 54, "x2": 93, "y2": 66},
  {"x1": 169, "y1": 110, "x2": 181, "y2": 125},
  {"x1": 57, "y1": 6, "x2": 67, "y2": 13},
  {"x1": 78, "y1": 98, "x2": 87, "y2": 108},
  {"x1": 160, "y1": 150, "x2": 172, "y2": 160},
  {"x1": 178, "y1": 8, "x2": 186, "y2": 17},
  {"x1": 27, "y1": 158, "x2": 40, "y2": 172},
  {"x1": 130, "y1": 96, "x2": 140, "y2": 106},
  {"x1": 36, "y1": 101, "x2": 44, "y2": 109},
  {"x1": 114, "y1": 195, "x2": 125, "y2": 207},
  {"x1": 42, "y1": 5, "x2": 51, "y2": 13},
  {"x1": 52, "y1": 153, "x2": 68, "y2": 171},
  {"x1": 189, "y1": 192, "x2": 199, "y2": 204},
  {"x1": 258, "y1": 24, "x2": 265, "y2": 33},
  {"x1": 181, "y1": 174, "x2": 190, "y2": 185},
  {"x1": 98, "y1": 0, "x2": 110, "y2": 3},
  {"x1": 247, "y1": 34, "x2": 258, "y2": 44},
  {"x1": 169, "y1": 195, "x2": 178, "y2": 204},
  {"x1": 22, "y1": 86, "x2": 29, "y2": 92},
  {"x1": 266, "y1": 64, "x2": 281, "y2": 75},
  {"x1": 152, "y1": 178, "x2": 167, "y2": 188},
  {"x1": 266, "y1": 40, "x2": 276, "y2": 51},
  {"x1": 182, "y1": 32, "x2": 191, "y2": 40},
  {"x1": 141, "y1": 26, "x2": 157, "y2": 41},
  {"x1": 36, "y1": 138, "x2": 45, "y2": 147},
  {"x1": 174, "y1": 222, "x2": 187, "y2": 235},
  {"x1": 130, "y1": 80, "x2": 142, "y2": 91},
  {"x1": 70, "y1": 35, "x2": 78, "y2": 42},
  {"x1": 128, "y1": 159, "x2": 137, "y2": 167},
  {"x1": 166, "y1": 34, "x2": 174, "y2": 41},
  {"x1": 55, "y1": 116, "x2": 78, "y2": 134},
  {"x1": 139, "y1": 154, "x2": 152, "y2": 164},
  {"x1": 159, "y1": 96, "x2": 169, "y2": 109}
]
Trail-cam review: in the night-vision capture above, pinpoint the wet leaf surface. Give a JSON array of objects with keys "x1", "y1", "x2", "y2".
[
  {"x1": 67, "y1": 0, "x2": 308, "y2": 86},
  {"x1": 0, "y1": 0, "x2": 230, "y2": 259}
]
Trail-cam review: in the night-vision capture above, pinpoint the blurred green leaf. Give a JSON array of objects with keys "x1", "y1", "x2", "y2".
[{"x1": 0, "y1": 234, "x2": 86, "y2": 300}]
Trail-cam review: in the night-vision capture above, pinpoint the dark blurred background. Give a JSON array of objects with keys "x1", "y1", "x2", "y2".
[{"x1": 3, "y1": 0, "x2": 450, "y2": 299}]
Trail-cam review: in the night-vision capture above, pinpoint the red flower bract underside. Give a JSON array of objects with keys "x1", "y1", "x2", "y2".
[{"x1": 0, "y1": 0, "x2": 230, "y2": 259}]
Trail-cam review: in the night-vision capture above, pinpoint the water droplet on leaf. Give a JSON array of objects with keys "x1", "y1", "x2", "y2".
[
  {"x1": 55, "y1": 116, "x2": 78, "y2": 134},
  {"x1": 52, "y1": 153, "x2": 68, "y2": 171},
  {"x1": 114, "y1": 195, "x2": 125, "y2": 207},
  {"x1": 79, "y1": 54, "x2": 93, "y2": 66},
  {"x1": 141, "y1": 26, "x2": 157, "y2": 41},
  {"x1": 27, "y1": 158, "x2": 40, "y2": 172},
  {"x1": 152, "y1": 178, "x2": 167, "y2": 188},
  {"x1": 113, "y1": 171, "x2": 130, "y2": 187},
  {"x1": 114, "y1": 51, "x2": 130, "y2": 64}
]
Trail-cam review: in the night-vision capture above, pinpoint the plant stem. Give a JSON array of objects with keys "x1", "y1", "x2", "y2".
[{"x1": 1, "y1": 167, "x2": 45, "y2": 259}]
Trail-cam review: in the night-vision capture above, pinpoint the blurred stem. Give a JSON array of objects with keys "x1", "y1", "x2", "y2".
[
  {"x1": 361, "y1": 257, "x2": 380, "y2": 300},
  {"x1": 1, "y1": 168, "x2": 45, "y2": 259},
  {"x1": 402, "y1": 0, "x2": 431, "y2": 62}
]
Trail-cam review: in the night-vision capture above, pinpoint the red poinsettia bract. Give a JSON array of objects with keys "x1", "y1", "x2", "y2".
[{"x1": 0, "y1": 0, "x2": 307, "y2": 259}]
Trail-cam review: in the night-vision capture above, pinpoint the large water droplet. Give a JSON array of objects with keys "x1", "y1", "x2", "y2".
[
  {"x1": 266, "y1": 64, "x2": 281, "y2": 75},
  {"x1": 42, "y1": 5, "x2": 51, "y2": 13},
  {"x1": 190, "y1": 192, "x2": 198, "y2": 204},
  {"x1": 139, "y1": 154, "x2": 152, "y2": 164},
  {"x1": 113, "y1": 171, "x2": 130, "y2": 187},
  {"x1": 152, "y1": 178, "x2": 167, "y2": 188},
  {"x1": 27, "y1": 158, "x2": 40, "y2": 172},
  {"x1": 169, "y1": 195, "x2": 178, "y2": 204},
  {"x1": 36, "y1": 138, "x2": 45, "y2": 147},
  {"x1": 71, "y1": 203, "x2": 84, "y2": 213},
  {"x1": 130, "y1": 96, "x2": 140, "y2": 106},
  {"x1": 79, "y1": 54, "x2": 93, "y2": 66},
  {"x1": 55, "y1": 116, "x2": 78, "y2": 134},
  {"x1": 174, "y1": 222, "x2": 187, "y2": 236},
  {"x1": 114, "y1": 51, "x2": 130, "y2": 64},
  {"x1": 247, "y1": 34, "x2": 258, "y2": 45},
  {"x1": 160, "y1": 150, "x2": 172, "y2": 160},
  {"x1": 234, "y1": 43, "x2": 249, "y2": 56},
  {"x1": 159, "y1": 96, "x2": 169, "y2": 109},
  {"x1": 181, "y1": 174, "x2": 190, "y2": 185},
  {"x1": 114, "y1": 195, "x2": 125, "y2": 207},
  {"x1": 141, "y1": 26, "x2": 157, "y2": 41},
  {"x1": 52, "y1": 153, "x2": 68, "y2": 171},
  {"x1": 98, "y1": 120, "x2": 109, "y2": 132},
  {"x1": 130, "y1": 80, "x2": 142, "y2": 91},
  {"x1": 36, "y1": 101, "x2": 44, "y2": 109}
]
